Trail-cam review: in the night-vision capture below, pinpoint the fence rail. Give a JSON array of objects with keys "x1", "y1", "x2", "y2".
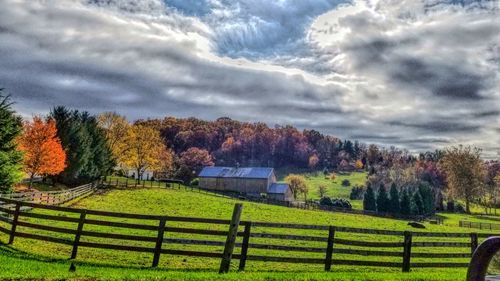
[
  {"x1": 459, "y1": 220, "x2": 500, "y2": 231},
  {"x1": 0, "y1": 182, "x2": 98, "y2": 206},
  {"x1": 0, "y1": 197, "x2": 494, "y2": 273}
]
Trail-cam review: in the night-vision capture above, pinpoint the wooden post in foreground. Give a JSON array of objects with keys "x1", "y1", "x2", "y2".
[
  {"x1": 152, "y1": 218, "x2": 167, "y2": 267},
  {"x1": 71, "y1": 211, "x2": 87, "y2": 259},
  {"x1": 238, "y1": 221, "x2": 252, "y2": 271},
  {"x1": 8, "y1": 203, "x2": 21, "y2": 244},
  {"x1": 324, "y1": 226, "x2": 336, "y2": 271},
  {"x1": 402, "y1": 231, "x2": 412, "y2": 272},
  {"x1": 470, "y1": 233, "x2": 478, "y2": 256},
  {"x1": 219, "y1": 203, "x2": 243, "y2": 273}
]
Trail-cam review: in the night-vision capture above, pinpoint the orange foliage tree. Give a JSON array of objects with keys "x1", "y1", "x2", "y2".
[{"x1": 18, "y1": 117, "x2": 66, "y2": 188}]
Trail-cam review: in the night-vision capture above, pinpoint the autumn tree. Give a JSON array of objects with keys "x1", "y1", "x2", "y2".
[
  {"x1": 18, "y1": 117, "x2": 66, "y2": 188},
  {"x1": 318, "y1": 185, "x2": 327, "y2": 198},
  {"x1": 308, "y1": 154, "x2": 319, "y2": 169},
  {"x1": 97, "y1": 112, "x2": 130, "y2": 164},
  {"x1": 440, "y1": 145, "x2": 485, "y2": 213},
  {"x1": 285, "y1": 174, "x2": 309, "y2": 201},
  {"x1": 157, "y1": 148, "x2": 174, "y2": 179},
  {"x1": 355, "y1": 159, "x2": 364, "y2": 170},
  {"x1": 121, "y1": 124, "x2": 165, "y2": 182},
  {"x1": 177, "y1": 147, "x2": 214, "y2": 183},
  {"x1": 0, "y1": 91, "x2": 23, "y2": 191}
]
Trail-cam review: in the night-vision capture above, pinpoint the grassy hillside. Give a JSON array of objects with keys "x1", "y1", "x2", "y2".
[
  {"x1": 301, "y1": 171, "x2": 367, "y2": 208},
  {"x1": 0, "y1": 185, "x2": 497, "y2": 280}
]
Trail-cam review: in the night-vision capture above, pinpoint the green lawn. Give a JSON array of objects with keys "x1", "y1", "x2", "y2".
[
  {"x1": 0, "y1": 185, "x2": 499, "y2": 280},
  {"x1": 299, "y1": 171, "x2": 367, "y2": 209}
]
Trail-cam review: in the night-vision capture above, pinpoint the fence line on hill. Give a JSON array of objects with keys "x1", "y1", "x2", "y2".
[
  {"x1": 0, "y1": 198, "x2": 492, "y2": 273},
  {"x1": 102, "y1": 177, "x2": 442, "y2": 223},
  {"x1": 459, "y1": 220, "x2": 500, "y2": 231},
  {"x1": 0, "y1": 182, "x2": 99, "y2": 206}
]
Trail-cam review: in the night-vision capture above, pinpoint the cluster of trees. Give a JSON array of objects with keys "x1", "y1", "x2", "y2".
[
  {"x1": 363, "y1": 183, "x2": 434, "y2": 216},
  {"x1": 134, "y1": 116, "x2": 366, "y2": 172},
  {"x1": 0, "y1": 90, "x2": 114, "y2": 191}
]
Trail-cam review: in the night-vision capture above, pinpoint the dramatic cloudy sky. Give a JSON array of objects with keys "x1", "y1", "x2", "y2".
[{"x1": 1, "y1": 0, "x2": 499, "y2": 158}]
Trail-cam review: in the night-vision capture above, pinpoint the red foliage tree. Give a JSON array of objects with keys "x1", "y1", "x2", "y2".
[{"x1": 18, "y1": 117, "x2": 66, "y2": 188}]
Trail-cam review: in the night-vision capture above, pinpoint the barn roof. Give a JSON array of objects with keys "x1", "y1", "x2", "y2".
[
  {"x1": 268, "y1": 183, "x2": 289, "y2": 194},
  {"x1": 198, "y1": 166, "x2": 274, "y2": 179}
]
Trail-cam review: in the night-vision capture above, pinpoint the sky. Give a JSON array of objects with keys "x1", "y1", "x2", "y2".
[{"x1": 1, "y1": 0, "x2": 499, "y2": 158}]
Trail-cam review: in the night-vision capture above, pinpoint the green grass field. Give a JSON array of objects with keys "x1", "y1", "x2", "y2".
[
  {"x1": 0, "y1": 184, "x2": 499, "y2": 280},
  {"x1": 299, "y1": 171, "x2": 367, "y2": 209}
]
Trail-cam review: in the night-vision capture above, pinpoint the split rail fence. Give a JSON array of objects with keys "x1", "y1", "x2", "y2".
[
  {"x1": 0, "y1": 198, "x2": 491, "y2": 273},
  {"x1": 460, "y1": 220, "x2": 500, "y2": 231},
  {"x1": 0, "y1": 182, "x2": 98, "y2": 205}
]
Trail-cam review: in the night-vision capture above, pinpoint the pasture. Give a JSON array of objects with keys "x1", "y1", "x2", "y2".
[{"x1": 2, "y1": 184, "x2": 500, "y2": 280}]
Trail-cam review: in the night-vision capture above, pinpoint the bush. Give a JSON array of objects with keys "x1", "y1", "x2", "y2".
[
  {"x1": 447, "y1": 201, "x2": 455, "y2": 212},
  {"x1": 341, "y1": 179, "x2": 351, "y2": 187},
  {"x1": 319, "y1": 197, "x2": 352, "y2": 210},
  {"x1": 349, "y1": 186, "x2": 364, "y2": 200},
  {"x1": 332, "y1": 198, "x2": 352, "y2": 209},
  {"x1": 455, "y1": 202, "x2": 465, "y2": 213},
  {"x1": 190, "y1": 178, "x2": 199, "y2": 186}
]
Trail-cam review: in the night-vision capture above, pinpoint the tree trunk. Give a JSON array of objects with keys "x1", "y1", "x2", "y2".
[
  {"x1": 466, "y1": 199, "x2": 470, "y2": 214},
  {"x1": 29, "y1": 174, "x2": 34, "y2": 190}
]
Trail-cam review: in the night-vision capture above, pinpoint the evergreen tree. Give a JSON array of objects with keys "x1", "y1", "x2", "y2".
[
  {"x1": 412, "y1": 191, "x2": 424, "y2": 215},
  {"x1": 389, "y1": 183, "x2": 400, "y2": 214},
  {"x1": 376, "y1": 184, "x2": 389, "y2": 213},
  {"x1": 418, "y1": 183, "x2": 434, "y2": 215},
  {"x1": 400, "y1": 189, "x2": 411, "y2": 215},
  {"x1": 363, "y1": 183, "x2": 377, "y2": 211},
  {"x1": 50, "y1": 107, "x2": 113, "y2": 185},
  {"x1": 0, "y1": 91, "x2": 23, "y2": 191}
]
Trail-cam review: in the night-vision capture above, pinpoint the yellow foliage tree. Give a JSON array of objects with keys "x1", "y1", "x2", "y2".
[
  {"x1": 97, "y1": 112, "x2": 130, "y2": 164},
  {"x1": 355, "y1": 159, "x2": 364, "y2": 169},
  {"x1": 440, "y1": 145, "x2": 485, "y2": 213},
  {"x1": 285, "y1": 174, "x2": 309, "y2": 201},
  {"x1": 121, "y1": 125, "x2": 165, "y2": 182}
]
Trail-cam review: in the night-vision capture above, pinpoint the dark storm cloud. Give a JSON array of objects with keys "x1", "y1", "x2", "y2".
[
  {"x1": 0, "y1": 0, "x2": 499, "y2": 158},
  {"x1": 392, "y1": 58, "x2": 486, "y2": 100},
  {"x1": 388, "y1": 120, "x2": 480, "y2": 133}
]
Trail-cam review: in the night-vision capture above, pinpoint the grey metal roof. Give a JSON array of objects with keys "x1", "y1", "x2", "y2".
[
  {"x1": 268, "y1": 183, "x2": 289, "y2": 194},
  {"x1": 198, "y1": 166, "x2": 274, "y2": 179}
]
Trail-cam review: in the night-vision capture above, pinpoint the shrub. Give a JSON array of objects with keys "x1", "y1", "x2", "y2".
[
  {"x1": 349, "y1": 186, "x2": 364, "y2": 200},
  {"x1": 341, "y1": 179, "x2": 351, "y2": 187},
  {"x1": 455, "y1": 202, "x2": 465, "y2": 213},
  {"x1": 332, "y1": 198, "x2": 352, "y2": 209},
  {"x1": 190, "y1": 178, "x2": 199, "y2": 186},
  {"x1": 447, "y1": 201, "x2": 455, "y2": 212},
  {"x1": 319, "y1": 196, "x2": 333, "y2": 206}
]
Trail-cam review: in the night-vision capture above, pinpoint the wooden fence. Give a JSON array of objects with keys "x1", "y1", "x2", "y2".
[
  {"x1": 0, "y1": 198, "x2": 492, "y2": 273},
  {"x1": 0, "y1": 182, "x2": 98, "y2": 206},
  {"x1": 459, "y1": 220, "x2": 500, "y2": 231}
]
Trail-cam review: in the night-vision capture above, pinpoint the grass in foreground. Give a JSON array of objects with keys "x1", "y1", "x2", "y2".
[{"x1": 0, "y1": 246, "x2": 467, "y2": 281}]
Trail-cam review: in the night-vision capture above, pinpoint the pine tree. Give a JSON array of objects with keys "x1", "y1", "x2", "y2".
[
  {"x1": 389, "y1": 183, "x2": 400, "y2": 214},
  {"x1": 412, "y1": 192, "x2": 424, "y2": 215},
  {"x1": 363, "y1": 183, "x2": 377, "y2": 211},
  {"x1": 376, "y1": 184, "x2": 389, "y2": 213},
  {"x1": 50, "y1": 107, "x2": 113, "y2": 185},
  {"x1": 418, "y1": 183, "x2": 434, "y2": 215},
  {"x1": 400, "y1": 189, "x2": 411, "y2": 215},
  {"x1": 0, "y1": 91, "x2": 23, "y2": 191}
]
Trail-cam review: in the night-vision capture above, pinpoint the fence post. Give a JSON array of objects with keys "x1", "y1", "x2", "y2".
[
  {"x1": 459, "y1": 221, "x2": 462, "y2": 227},
  {"x1": 152, "y1": 217, "x2": 167, "y2": 267},
  {"x1": 71, "y1": 211, "x2": 87, "y2": 259},
  {"x1": 8, "y1": 203, "x2": 21, "y2": 244},
  {"x1": 402, "y1": 231, "x2": 412, "y2": 272},
  {"x1": 219, "y1": 203, "x2": 243, "y2": 273},
  {"x1": 470, "y1": 233, "x2": 478, "y2": 256},
  {"x1": 324, "y1": 225, "x2": 336, "y2": 271},
  {"x1": 238, "y1": 221, "x2": 252, "y2": 271}
]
